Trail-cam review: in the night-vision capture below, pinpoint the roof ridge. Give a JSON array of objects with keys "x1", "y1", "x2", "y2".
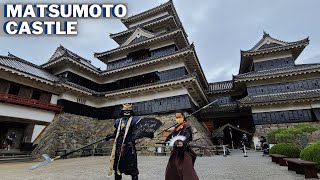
[
  {"x1": 95, "y1": 27, "x2": 183, "y2": 58},
  {"x1": 122, "y1": 0, "x2": 172, "y2": 23},
  {"x1": 239, "y1": 63, "x2": 320, "y2": 75},
  {"x1": 5, "y1": 53, "x2": 42, "y2": 69},
  {"x1": 60, "y1": 46, "x2": 92, "y2": 63},
  {"x1": 110, "y1": 15, "x2": 174, "y2": 38},
  {"x1": 246, "y1": 32, "x2": 309, "y2": 52}
]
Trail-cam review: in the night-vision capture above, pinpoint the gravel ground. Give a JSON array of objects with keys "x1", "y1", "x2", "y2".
[{"x1": 0, "y1": 150, "x2": 318, "y2": 180}]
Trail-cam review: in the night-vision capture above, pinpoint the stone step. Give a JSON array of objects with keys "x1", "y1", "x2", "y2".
[
  {"x1": 0, "y1": 155, "x2": 35, "y2": 163},
  {"x1": 0, "y1": 155, "x2": 32, "y2": 159}
]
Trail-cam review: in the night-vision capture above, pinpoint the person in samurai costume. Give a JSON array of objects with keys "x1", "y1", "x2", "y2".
[
  {"x1": 164, "y1": 111, "x2": 199, "y2": 180},
  {"x1": 105, "y1": 103, "x2": 161, "y2": 180}
]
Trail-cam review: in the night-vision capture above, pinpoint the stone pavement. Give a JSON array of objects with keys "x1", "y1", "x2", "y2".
[{"x1": 0, "y1": 150, "x2": 318, "y2": 180}]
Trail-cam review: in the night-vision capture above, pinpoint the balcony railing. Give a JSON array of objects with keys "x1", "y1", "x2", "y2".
[
  {"x1": 200, "y1": 103, "x2": 239, "y2": 115},
  {"x1": 0, "y1": 92, "x2": 63, "y2": 112}
]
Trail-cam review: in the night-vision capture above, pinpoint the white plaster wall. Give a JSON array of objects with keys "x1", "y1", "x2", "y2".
[
  {"x1": 149, "y1": 40, "x2": 175, "y2": 50},
  {"x1": 253, "y1": 37, "x2": 286, "y2": 50},
  {"x1": 31, "y1": 125, "x2": 46, "y2": 142},
  {"x1": 59, "y1": 92, "x2": 100, "y2": 107},
  {"x1": 0, "y1": 103, "x2": 56, "y2": 123},
  {"x1": 253, "y1": 51, "x2": 292, "y2": 62},
  {"x1": 59, "y1": 88, "x2": 191, "y2": 107},
  {"x1": 129, "y1": 11, "x2": 169, "y2": 28},
  {"x1": 50, "y1": 95, "x2": 59, "y2": 104},
  {"x1": 311, "y1": 101, "x2": 320, "y2": 108},
  {"x1": 252, "y1": 102, "x2": 313, "y2": 113},
  {"x1": 102, "y1": 88, "x2": 189, "y2": 106}
]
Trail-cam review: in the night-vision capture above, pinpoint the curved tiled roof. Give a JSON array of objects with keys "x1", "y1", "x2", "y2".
[
  {"x1": 244, "y1": 32, "x2": 309, "y2": 53},
  {"x1": 121, "y1": 0, "x2": 181, "y2": 28},
  {"x1": 239, "y1": 89, "x2": 320, "y2": 105},
  {"x1": 102, "y1": 45, "x2": 193, "y2": 74},
  {"x1": 0, "y1": 54, "x2": 58, "y2": 82},
  {"x1": 235, "y1": 64, "x2": 320, "y2": 81},
  {"x1": 47, "y1": 45, "x2": 99, "y2": 71},
  {"x1": 95, "y1": 28, "x2": 186, "y2": 59},
  {"x1": 110, "y1": 15, "x2": 175, "y2": 39}
]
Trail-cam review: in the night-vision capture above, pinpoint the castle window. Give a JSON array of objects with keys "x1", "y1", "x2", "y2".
[
  {"x1": 31, "y1": 90, "x2": 41, "y2": 100},
  {"x1": 8, "y1": 84, "x2": 20, "y2": 95},
  {"x1": 77, "y1": 98, "x2": 86, "y2": 105}
]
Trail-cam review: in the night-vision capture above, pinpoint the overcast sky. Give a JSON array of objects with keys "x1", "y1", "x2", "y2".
[{"x1": 0, "y1": 0, "x2": 319, "y2": 83}]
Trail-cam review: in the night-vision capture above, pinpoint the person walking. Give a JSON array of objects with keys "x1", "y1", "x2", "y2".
[{"x1": 5, "y1": 131, "x2": 16, "y2": 151}]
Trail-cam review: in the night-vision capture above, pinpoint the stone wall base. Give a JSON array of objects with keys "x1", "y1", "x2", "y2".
[
  {"x1": 32, "y1": 112, "x2": 213, "y2": 158},
  {"x1": 254, "y1": 121, "x2": 320, "y2": 138}
]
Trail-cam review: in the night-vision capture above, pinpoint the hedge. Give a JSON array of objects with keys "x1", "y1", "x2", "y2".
[
  {"x1": 300, "y1": 141, "x2": 320, "y2": 170},
  {"x1": 269, "y1": 143, "x2": 302, "y2": 158}
]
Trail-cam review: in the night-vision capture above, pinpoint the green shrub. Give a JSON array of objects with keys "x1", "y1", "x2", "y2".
[
  {"x1": 275, "y1": 127, "x2": 303, "y2": 143},
  {"x1": 300, "y1": 141, "x2": 320, "y2": 170},
  {"x1": 267, "y1": 128, "x2": 285, "y2": 144},
  {"x1": 267, "y1": 124, "x2": 320, "y2": 144},
  {"x1": 293, "y1": 123, "x2": 319, "y2": 133},
  {"x1": 269, "y1": 143, "x2": 302, "y2": 158}
]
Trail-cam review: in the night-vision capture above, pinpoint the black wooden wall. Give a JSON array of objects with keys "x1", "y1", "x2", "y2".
[
  {"x1": 252, "y1": 109, "x2": 316, "y2": 125},
  {"x1": 106, "y1": 44, "x2": 177, "y2": 71},
  {"x1": 247, "y1": 79, "x2": 320, "y2": 96},
  {"x1": 58, "y1": 94, "x2": 194, "y2": 120},
  {"x1": 58, "y1": 67, "x2": 188, "y2": 92},
  {"x1": 254, "y1": 57, "x2": 294, "y2": 71}
]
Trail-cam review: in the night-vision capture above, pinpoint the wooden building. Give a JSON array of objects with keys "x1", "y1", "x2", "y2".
[{"x1": 0, "y1": 1, "x2": 319, "y2": 151}]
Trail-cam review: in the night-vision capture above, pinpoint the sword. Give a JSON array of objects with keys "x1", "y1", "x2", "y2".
[
  {"x1": 156, "y1": 99, "x2": 218, "y2": 136},
  {"x1": 30, "y1": 138, "x2": 108, "y2": 170}
]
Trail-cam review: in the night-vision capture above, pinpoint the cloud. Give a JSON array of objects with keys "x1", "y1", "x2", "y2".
[{"x1": 0, "y1": 0, "x2": 319, "y2": 82}]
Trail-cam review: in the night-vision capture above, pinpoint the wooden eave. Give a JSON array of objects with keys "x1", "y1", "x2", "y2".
[
  {"x1": 0, "y1": 65, "x2": 55, "y2": 85},
  {"x1": 239, "y1": 38, "x2": 309, "y2": 74},
  {"x1": 121, "y1": 0, "x2": 181, "y2": 28},
  {"x1": 235, "y1": 67, "x2": 320, "y2": 83},
  {"x1": 42, "y1": 55, "x2": 100, "y2": 75},
  {"x1": 183, "y1": 45, "x2": 209, "y2": 88},
  {"x1": 239, "y1": 97, "x2": 320, "y2": 107},
  {"x1": 110, "y1": 15, "x2": 178, "y2": 45},
  {"x1": 0, "y1": 65, "x2": 93, "y2": 96},
  {"x1": 103, "y1": 74, "x2": 208, "y2": 106},
  {"x1": 101, "y1": 46, "x2": 193, "y2": 75},
  {"x1": 104, "y1": 75, "x2": 195, "y2": 97},
  {"x1": 95, "y1": 28, "x2": 188, "y2": 61}
]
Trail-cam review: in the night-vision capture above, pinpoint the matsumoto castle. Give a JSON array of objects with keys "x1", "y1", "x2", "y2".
[{"x1": 0, "y1": 1, "x2": 319, "y2": 151}]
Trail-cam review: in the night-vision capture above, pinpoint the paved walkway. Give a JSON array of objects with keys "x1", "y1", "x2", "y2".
[{"x1": 0, "y1": 150, "x2": 318, "y2": 180}]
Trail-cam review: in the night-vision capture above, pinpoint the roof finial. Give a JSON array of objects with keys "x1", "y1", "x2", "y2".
[{"x1": 263, "y1": 30, "x2": 269, "y2": 37}]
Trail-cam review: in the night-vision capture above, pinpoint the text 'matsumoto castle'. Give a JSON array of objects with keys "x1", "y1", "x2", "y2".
[{"x1": 0, "y1": 1, "x2": 319, "y2": 151}]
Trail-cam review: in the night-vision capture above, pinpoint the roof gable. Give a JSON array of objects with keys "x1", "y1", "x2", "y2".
[
  {"x1": 121, "y1": 0, "x2": 181, "y2": 28},
  {"x1": 48, "y1": 45, "x2": 98, "y2": 70},
  {"x1": 251, "y1": 32, "x2": 287, "y2": 51},
  {"x1": 121, "y1": 28, "x2": 155, "y2": 46}
]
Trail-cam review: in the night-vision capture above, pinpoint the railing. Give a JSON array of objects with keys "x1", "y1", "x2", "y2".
[
  {"x1": 200, "y1": 103, "x2": 239, "y2": 115},
  {"x1": 0, "y1": 92, "x2": 63, "y2": 112}
]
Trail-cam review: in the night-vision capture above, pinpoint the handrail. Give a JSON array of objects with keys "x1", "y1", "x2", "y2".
[{"x1": 0, "y1": 92, "x2": 63, "y2": 112}]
